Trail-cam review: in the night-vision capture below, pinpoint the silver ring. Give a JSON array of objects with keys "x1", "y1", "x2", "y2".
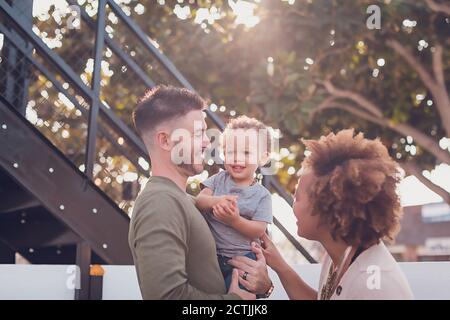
[{"x1": 243, "y1": 271, "x2": 248, "y2": 280}]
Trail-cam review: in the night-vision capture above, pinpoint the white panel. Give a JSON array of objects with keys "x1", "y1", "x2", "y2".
[
  {"x1": 1, "y1": 262, "x2": 449, "y2": 299},
  {"x1": 267, "y1": 262, "x2": 450, "y2": 300},
  {"x1": 0, "y1": 264, "x2": 75, "y2": 300},
  {"x1": 399, "y1": 262, "x2": 450, "y2": 300},
  {"x1": 265, "y1": 264, "x2": 320, "y2": 300},
  {"x1": 101, "y1": 265, "x2": 142, "y2": 300}
]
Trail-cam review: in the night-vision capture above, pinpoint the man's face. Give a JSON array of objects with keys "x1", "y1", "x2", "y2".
[{"x1": 170, "y1": 110, "x2": 210, "y2": 176}]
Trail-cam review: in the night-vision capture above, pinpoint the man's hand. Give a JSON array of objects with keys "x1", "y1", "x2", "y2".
[
  {"x1": 212, "y1": 197, "x2": 240, "y2": 226},
  {"x1": 228, "y1": 269, "x2": 256, "y2": 300},
  {"x1": 228, "y1": 242, "x2": 272, "y2": 295}
]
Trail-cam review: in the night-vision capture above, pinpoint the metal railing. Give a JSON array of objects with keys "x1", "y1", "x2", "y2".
[{"x1": 0, "y1": 0, "x2": 316, "y2": 263}]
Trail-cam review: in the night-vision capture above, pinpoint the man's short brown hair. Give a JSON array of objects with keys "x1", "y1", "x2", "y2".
[
  {"x1": 301, "y1": 129, "x2": 402, "y2": 248},
  {"x1": 133, "y1": 85, "x2": 206, "y2": 137}
]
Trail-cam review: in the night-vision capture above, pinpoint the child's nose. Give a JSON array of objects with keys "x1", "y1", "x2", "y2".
[{"x1": 234, "y1": 154, "x2": 246, "y2": 164}]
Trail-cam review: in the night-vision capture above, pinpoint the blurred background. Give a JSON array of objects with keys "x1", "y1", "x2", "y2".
[{"x1": 0, "y1": 0, "x2": 449, "y2": 271}]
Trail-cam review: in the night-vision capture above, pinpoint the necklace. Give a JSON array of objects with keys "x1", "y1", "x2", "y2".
[
  {"x1": 320, "y1": 266, "x2": 337, "y2": 300},
  {"x1": 320, "y1": 246, "x2": 353, "y2": 300}
]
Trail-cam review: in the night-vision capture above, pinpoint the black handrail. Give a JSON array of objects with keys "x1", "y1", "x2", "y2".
[
  {"x1": 0, "y1": 0, "x2": 148, "y2": 158},
  {"x1": 105, "y1": 0, "x2": 227, "y2": 131},
  {"x1": 0, "y1": 23, "x2": 146, "y2": 175},
  {"x1": 66, "y1": 0, "x2": 155, "y2": 88},
  {"x1": 85, "y1": 0, "x2": 106, "y2": 180},
  {"x1": 0, "y1": 0, "x2": 316, "y2": 263}
]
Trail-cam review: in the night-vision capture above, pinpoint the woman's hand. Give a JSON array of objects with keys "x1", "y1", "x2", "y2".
[
  {"x1": 260, "y1": 233, "x2": 288, "y2": 273},
  {"x1": 228, "y1": 242, "x2": 272, "y2": 295},
  {"x1": 228, "y1": 269, "x2": 256, "y2": 300},
  {"x1": 260, "y1": 234, "x2": 317, "y2": 300}
]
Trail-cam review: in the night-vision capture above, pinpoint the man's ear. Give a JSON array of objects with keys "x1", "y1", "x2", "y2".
[{"x1": 156, "y1": 131, "x2": 172, "y2": 151}]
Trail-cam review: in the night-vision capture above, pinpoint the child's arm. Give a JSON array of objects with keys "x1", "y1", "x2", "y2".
[
  {"x1": 195, "y1": 187, "x2": 237, "y2": 212},
  {"x1": 212, "y1": 203, "x2": 267, "y2": 239},
  {"x1": 231, "y1": 217, "x2": 267, "y2": 240}
]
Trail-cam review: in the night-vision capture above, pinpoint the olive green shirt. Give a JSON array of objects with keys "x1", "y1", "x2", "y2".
[{"x1": 129, "y1": 176, "x2": 240, "y2": 300}]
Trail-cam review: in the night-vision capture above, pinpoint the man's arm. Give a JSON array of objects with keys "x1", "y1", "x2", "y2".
[{"x1": 131, "y1": 193, "x2": 239, "y2": 300}]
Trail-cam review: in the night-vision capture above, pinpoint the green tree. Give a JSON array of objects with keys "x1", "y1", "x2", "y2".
[
  {"x1": 140, "y1": 0, "x2": 450, "y2": 202},
  {"x1": 6, "y1": 0, "x2": 449, "y2": 207}
]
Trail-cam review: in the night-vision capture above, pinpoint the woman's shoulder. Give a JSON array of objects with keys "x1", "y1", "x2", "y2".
[
  {"x1": 341, "y1": 242, "x2": 414, "y2": 299},
  {"x1": 342, "y1": 270, "x2": 414, "y2": 299},
  {"x1": 352, "y1": 242, "x2": 399, "y2": 271}
]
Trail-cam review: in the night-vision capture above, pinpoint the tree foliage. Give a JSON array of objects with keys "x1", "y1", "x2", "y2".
[{"x1": 4, "y1": 0, "x2": 449, "y2": 208}]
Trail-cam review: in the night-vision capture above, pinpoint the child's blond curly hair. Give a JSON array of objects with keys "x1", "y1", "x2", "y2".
[{"x1": 222, "y1": 115, "x2": 272, "y2": 153}]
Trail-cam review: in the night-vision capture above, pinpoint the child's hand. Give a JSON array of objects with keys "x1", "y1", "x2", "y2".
[
  {"x1": 217, "y1": 195, "x2": 238, "y2": 208},
  {"x1": 212, "y1": 199, "x2": 240, "y2": 226}
]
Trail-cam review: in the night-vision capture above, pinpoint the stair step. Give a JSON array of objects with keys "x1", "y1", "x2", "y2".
[{"x1": 0, "y1": 101, "x2": 133, "y2": 264}]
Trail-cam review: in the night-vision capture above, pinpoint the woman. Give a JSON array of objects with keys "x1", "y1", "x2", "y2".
[{"x1": 230, "y1": 129, "x2": 413, "y2": 299}]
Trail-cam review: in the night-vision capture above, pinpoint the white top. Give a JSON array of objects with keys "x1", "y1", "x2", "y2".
[{"x1": 318, "y1": 242, "x2": 414, "y2": 300}]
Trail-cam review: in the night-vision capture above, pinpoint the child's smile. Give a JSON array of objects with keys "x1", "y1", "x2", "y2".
[{"x1": 230, "y1": 164, "x2": 246, "y2": 174}]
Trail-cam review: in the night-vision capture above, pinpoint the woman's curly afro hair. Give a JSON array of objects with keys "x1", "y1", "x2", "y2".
[{"x1": 301, "y1": 129, "x2": 403, "y2": 248}]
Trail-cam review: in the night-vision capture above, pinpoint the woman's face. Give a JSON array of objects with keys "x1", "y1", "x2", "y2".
[{"x1": 293, "y1": 171, "x2": 321, "y2": 240}]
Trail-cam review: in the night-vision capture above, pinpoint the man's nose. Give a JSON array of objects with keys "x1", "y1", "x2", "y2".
[{"x1": 202, "y1": 133, "x2": 211, "y2": 150}]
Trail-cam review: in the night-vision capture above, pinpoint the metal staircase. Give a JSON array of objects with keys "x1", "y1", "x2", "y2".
[
  {"x1": 0, "y1": 98, "x2": 131, "y2": 264},
  {"x1": 0, "y1": 0, "x2": 315, "y2": 274}
]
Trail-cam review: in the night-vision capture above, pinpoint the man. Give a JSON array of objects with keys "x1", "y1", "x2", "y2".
[{"x1": 129, "y1": 85, "x2": 271, "y2": 299}]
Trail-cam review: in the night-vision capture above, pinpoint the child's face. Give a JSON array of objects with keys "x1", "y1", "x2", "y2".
[{"x1": 222, "y1": 129, "x2": 268, "y2": 182}]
